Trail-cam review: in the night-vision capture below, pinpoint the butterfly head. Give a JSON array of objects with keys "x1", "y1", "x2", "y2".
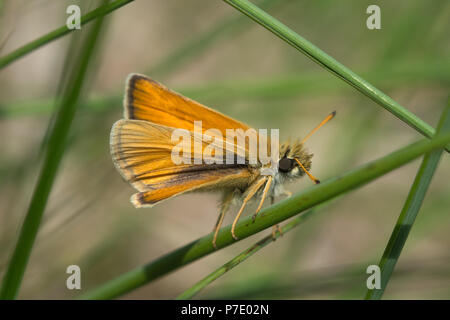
[{"x1": 278, "y1": 140, "x2": 316, "y2": 182}]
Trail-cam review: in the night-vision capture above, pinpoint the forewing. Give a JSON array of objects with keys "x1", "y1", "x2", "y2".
[
  {"x1": 124, "y1": 74, "x2": 253, "y2": 135},
  {"x1": 110, "y1": 119, "x2": 253, "y2": 207}
]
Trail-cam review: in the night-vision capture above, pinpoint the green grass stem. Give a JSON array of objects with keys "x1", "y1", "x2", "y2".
[
  {"x1": 148, "y1": 0, "x2": 285, "y2": 78},
  {"x1": 0, "y1": 7, "x2": 107, "y2": 299},
  {"x1": 0, "y1": 0, "x2": 133, "y2": 70},
  {"x1": 2, "y1": 58, "x2": 448, "y2": 118},
  {"x1": 79, "y1": 132, "x2": 450, "y2": 300},
  {"x1": 365, "y1": 101, "x2": 450, "y2": 300},
  {"x1": 176, "y1": 202, "x2": 329, "y2": 300},
  {"x1": 222, "y1": 0, "x2": 449, "y2": 152}
]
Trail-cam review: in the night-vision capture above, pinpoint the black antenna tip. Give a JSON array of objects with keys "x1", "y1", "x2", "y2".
[
  {"x1": 331, "y1": 110, "x2": 336, "y2": 117},
  {"x1": 315, "y1": 179, "x2": 321, "y2": 184}
]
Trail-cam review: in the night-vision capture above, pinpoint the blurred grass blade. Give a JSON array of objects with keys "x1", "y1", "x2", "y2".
[
  {"x1": 222, "y1": 0, "x2": 449, "y2": 152},
  {"x1": 0, "y1": 0, "x2": 133, "y2": 70},
  {"x1": 365, "y1": 101, "x2": 450, "y2": 300},
  {"x1": 149, "y1": 0, "x2": 284, "y2": 78},
  {"x1": 0, "y1": 3, "x2": 108, "y2": 299},
  {"x1": 3, "y1": 58, "x2": 449, "y2": 118},
  {"x1": 79, "y1": 133, "x2": 450, "y2": 300},
  {"x1": 176, "y1": 202, "x2": 330, "y2": 300}
]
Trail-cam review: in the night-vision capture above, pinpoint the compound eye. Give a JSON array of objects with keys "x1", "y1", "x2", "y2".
[{"x1": 278, "y1": 157, "x2": 294, "y2": 172}]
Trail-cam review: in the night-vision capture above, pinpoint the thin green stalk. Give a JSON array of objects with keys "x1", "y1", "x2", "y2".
[
  {"x1": 79, "y1": 133, "x2": 450, "y2": 300},
  {"x1": 176, "y1": 202, "x2": 329, "y2": 300},
  {"x1": 222, "y1": 0, "x2": 449, "y2": 152},
  {"x1": 149, "y1": 0, "x2": 284, "y2": 78},
  {"x1": 0, "y1": 5, "x2": 108, "y2": 299},
  {"x1": 0, "y1": 0, "x2": 133, "y2": 70},
  {"x1": 365, "y1": 101, "x2": 450, "y2": 300},
  {"x1": 2, "y1": 58, "x2": 448, "y2": 118}
]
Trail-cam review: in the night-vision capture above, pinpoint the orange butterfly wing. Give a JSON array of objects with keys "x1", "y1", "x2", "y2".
[
  {"x1": 111, "y1": 74, "x2": 264, "y2": 207},
  {"x1": 124, "y1": 74, "x2": 253, "y2": 134},
  {"x1": 110, "y1": 119, "x2": 254, "y2": 207}
]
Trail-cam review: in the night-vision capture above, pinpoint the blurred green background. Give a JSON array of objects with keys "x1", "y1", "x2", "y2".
[{"x1": 0, "y1": 0, "x2": 449, "y2": 299}]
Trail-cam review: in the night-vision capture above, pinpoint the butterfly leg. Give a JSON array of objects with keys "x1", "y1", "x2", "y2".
[
  {"x1": 271, "y1": 189, "x2": 292, "y2": 238},
  {"x1": 231, "y1": 177, "x2": 268, "y2": 241},
  {"x1": 212, "y1": 191, "x2": 234, "y2": 249},
  {"x1": 271, "y1": 196, "x2": 284, "y2": 239},
  {"x1": 252, "y1": 175, "x2": 273, "y2": 222},
  {"x1": 271, "y1": 224, "x2": 283, "y2": 239}
]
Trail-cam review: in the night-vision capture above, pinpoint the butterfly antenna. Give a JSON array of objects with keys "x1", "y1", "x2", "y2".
[
  {"x1": 301, "y1": 111, "x2": 336, "y2": 144},
  {"x1": 294, "y1": 158, "x2": 320, "y2": 184}
]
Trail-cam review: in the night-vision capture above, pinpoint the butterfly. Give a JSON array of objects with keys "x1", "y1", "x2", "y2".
[{"x1": 110, "y1": 74, "x2": 335, "y2": 248}]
